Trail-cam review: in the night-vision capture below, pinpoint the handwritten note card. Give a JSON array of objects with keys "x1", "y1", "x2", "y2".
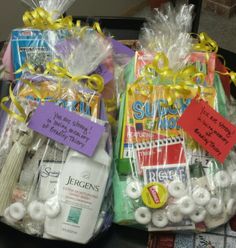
[
  {"x1": 28, "y1": 102, "x2": 105, "y2": 157},
  {"x1": 178, "y1": 98, "x2": 236, "y2": 163}
]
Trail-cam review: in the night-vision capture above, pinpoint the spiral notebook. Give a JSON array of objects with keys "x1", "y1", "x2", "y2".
[{"x1": 123, "y1": 136, "x2": 186, "y2": 169}]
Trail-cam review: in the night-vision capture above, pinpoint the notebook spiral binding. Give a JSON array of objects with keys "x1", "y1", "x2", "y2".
[{"x1": 132, "y1": 136, "x2": 184, "y2": 150}]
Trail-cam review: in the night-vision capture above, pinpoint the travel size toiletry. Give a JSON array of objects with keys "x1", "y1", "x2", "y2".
[{"x1": 44, "y1": 132, "x2": 111, "y2": 244}]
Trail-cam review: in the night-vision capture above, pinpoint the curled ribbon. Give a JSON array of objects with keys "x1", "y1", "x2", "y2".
[
  {"x1": 216, "y1": 69, "x2": 236, "y2": 87},
  {"x1": 23, "y1": 7, "x2": 105, "y2": 35},
  {"x1": 20, "y1": 79, "x2": 62, "y2": 102},
  {"x1": 21, "y1": 79, "x2": 43, "y2": 100},
  {"x1": 193, "y1": 32, "x2": 236, "y2": 87},
  {"x1": 1, "y1": 85, "x2": 27, "y2": 123},
  {"x1": 16, "y1": 60, "x2": 104, "y2": 93},
  {"x1": 73, "y1": 21, "x2": 105, "y2": 38},
  {"x1": 144, "y1": 52, "x2": 205, "y2": 85},
  {"x1": 45, "y1": 60, "x2": 104, "y2": 93},
  {"x1": 129, "y1": 52, "x2": 204, "y2": 105},
  {"x1": 164, "y1": 84, "x2": 199, "y2": 106},
  {"x1": 92, "y1": 22, "x2": 105, "y2": 37},
  {"x1": 15, "y1": 63, "x2": 36, "y2": 75},
  {"x1": 195, "y1": 33, "x2": 236, "y2": 87},
  {"x1": 102, "y1": 96, "x2": 117, "y2": 127},
  {"x1": 193, "y1": 32, "x2": 218, "y2": 53},
  {"x1": 23, "y1": 7, "x2": 74, "y2": 30},
  {"x1": 72, "y1": 74, "x2": 104, "y2": 93},
  {"x1": 128, "y1": 77, "x2": 153, "y2": 97}
]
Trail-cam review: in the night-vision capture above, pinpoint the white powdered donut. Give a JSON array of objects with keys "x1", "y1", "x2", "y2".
[
  {"x1": 152, "y1": 210, "x2": 168, "y2": 228},
  {"x1": 206, "y1": 198, "x2": 223, "y2": 216},
  {"x1": 44, "y1": 198, "x2": 61, "y2": 218},
  {"x1": 9, "y1": 202, "x2": 26, "y2": 221},
  {"x1": 27, "y1": 201, "x2": 46, "y2": 221},
  {"x1": 168, "y1": 181, "x2": 186, "y2": 199},
  {"x1": 126, "y1": 181, "x2": 142, "y2": 199},
  {"x1": 166, "y1": 205, "x2": 183, "y2": 223},
  {"x1": 192, "y1": 187, "x2": 211, "y2": 206},
  {"x1": 178, "y1": 196, "x2": 195, "y2": 215},
  {"x1": 134, "y1": 207, "x2": 151, "y2": 225},
  {"x1": 214, "y1": 171, "x2": 231, "y2": 188},
  {"x1": 190, "y1": 206, "x2": 207, "y2": 223}
]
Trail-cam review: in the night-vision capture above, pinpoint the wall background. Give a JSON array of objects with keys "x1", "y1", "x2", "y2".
[{"x1": 0, "y1": 0, "x2": 144, "y2": 41}]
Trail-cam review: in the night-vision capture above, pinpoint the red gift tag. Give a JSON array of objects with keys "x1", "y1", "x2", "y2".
[{"x1": 178, "y1": 98, "x2": 236, "y2": 163}]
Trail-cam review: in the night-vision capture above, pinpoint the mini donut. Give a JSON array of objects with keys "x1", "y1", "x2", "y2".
[
  {"x1": 168, "y1": 181, "x2": 186, "y2": 199},
  {"x1": 152, "y1": 210, "x2": 168, "y2": 228},
  {"x1": 134, "y1": 207, "x2": 152, "y2": 225},
  {"x1": 126, "y1": 181, "x2": 142, "y2": 199},
  {"x1": 214, "y1": 171, "x2": 231, "y2": 188},
  {"x1": 27, "y1": 201, "x2": 46, "y2": 221},
  {"x1": 9, "y1": 202, "x2": 26, "y2": 221},
  {"x1": 190, "y1": 206, "x2": 207, "y2": 223},
  {"x1": 166, "y1": 205, "x2": 183, "y2": 223},
  {"x1": 206, "y1": 198, "x2": 223, "y2": 216},
  {"x1": 192, "y1": 187, "x2": 210, "y2": 206},
  {"x1": 178, "y1": 196, "x2": 195, "y2": 215}
]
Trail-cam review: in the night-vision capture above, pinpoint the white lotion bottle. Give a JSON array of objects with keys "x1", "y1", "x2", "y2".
[{"x1": 44, "y1": 132, "x2": 111, "y2": 244}]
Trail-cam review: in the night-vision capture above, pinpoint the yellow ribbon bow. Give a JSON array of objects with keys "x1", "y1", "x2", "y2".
[
  {"x1": 193, "y1": 32, "x2": 218, "y2": 53},
  {"x1": 73, "y1": 21, "x2": 105, "y2": 38},
  {"x1": 1, "y1": 85, "x2": 27, "y2": 123},
  {"x1": 144, "y1": 52, "x2": 205, "y2": 85},
  {"x1": 23, "y1": 7, "x2": 105, "y2": 34},
  {"x1": 45, "y1": 60, "x2": 104, "y2": 93},
  {"x1": 16, "y1": 60, "x2": 104, "y2": 93},
  {"x1": 23, "y1": 7, "x2": 74, "y2": 30},
  {"x1": 193, "y1": 32, "x2": 236, "y2": 87},
  {"x1": 129, "y1": 52, "x2": 205, "y2": 105},
  {"x1": 14, "y1": 63, "x2": 36, "y2": 75},
  {"x1": 217, "y1": 69, "x2": 236, "y2": 87}
]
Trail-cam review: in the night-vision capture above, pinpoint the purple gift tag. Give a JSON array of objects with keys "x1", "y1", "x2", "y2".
[
  {"x1": 110, "y1": 38, "x2": 135, "y2": 58},
  {"x1": 28, "y1": 102, "x2": 105, "y2": 157},
  {"x1": 92, "y1": 64, "x2": 113, "y2": 85}
]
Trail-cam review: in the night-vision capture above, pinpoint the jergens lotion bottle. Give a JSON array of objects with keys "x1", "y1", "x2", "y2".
[{"x1": 44, "y1": 133, "x2": 111, "y2": 244}]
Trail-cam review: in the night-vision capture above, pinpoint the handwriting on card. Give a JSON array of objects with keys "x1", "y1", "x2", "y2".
[
  {"x1": 178, "y1": 98, "x2": 236, "y2": 163},
  {"x1": 28, "y1": 102, "x2": 105, "y2": 157}
]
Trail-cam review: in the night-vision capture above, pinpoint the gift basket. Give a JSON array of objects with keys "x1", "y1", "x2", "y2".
[
  {"x1": 113, "y1": 3, "x2": 236, "y2": 233},
  {"x1": 1, "y1": 0, "x2": 236, "y2": 246},
  {"x1": 2, "y1": 0, "x2": 136, "y2": 130},
  {"x1": 0, "y1": 0, "x2": 136, "y2": 244}
]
